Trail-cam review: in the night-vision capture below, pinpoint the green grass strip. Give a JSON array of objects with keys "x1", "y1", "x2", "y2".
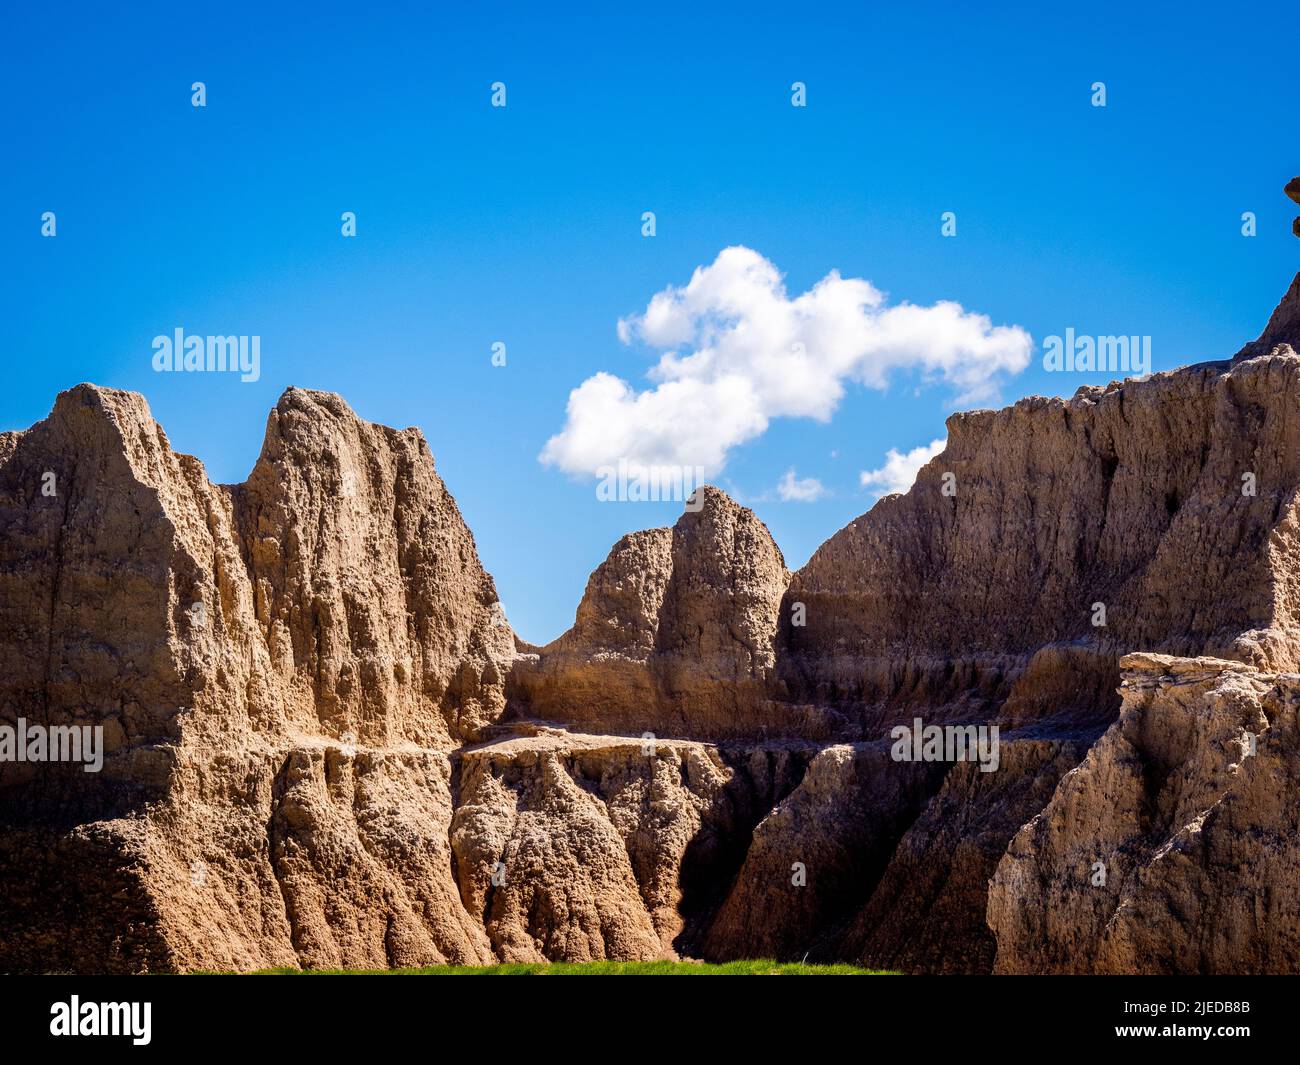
[{"x1": 245, "y1": 959, "x2": 894, "y2": 975}]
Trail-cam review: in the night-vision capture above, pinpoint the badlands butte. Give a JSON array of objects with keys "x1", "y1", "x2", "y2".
[{"x1": 3, "y1": 275, "x2": 1300, "y2": 976}]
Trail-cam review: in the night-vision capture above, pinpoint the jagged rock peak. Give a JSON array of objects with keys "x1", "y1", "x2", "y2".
[
  {"x1": 1235, "y1": 271, "x2": 1300, "y2": 361},
  {"x1": 2, "y1": 381, "x2": 518, "y2": 752},
  {"x1": 510, "y1": 484, "x2": 793, "y2": 737}
]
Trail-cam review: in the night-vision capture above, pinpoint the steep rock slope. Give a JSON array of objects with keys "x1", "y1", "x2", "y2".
[
  {"x1": 781, "y1": 348, "x2": 1300, "y2": 721},
  {"x1": 4, "y1": 274, "x2": 1300, "y2": 974},
  {"x1": 513, "y1": 485, "x2": 839, "y2": 739},
  {"x1": 0, "y1": 385, "x2": 514, "y2": 972},
  {"x1": 233, "y1": 386, "x2": 515, "y2": 745},
  {"x1": 988, "y1": 654, "x2": 1300, "y2": 974}
]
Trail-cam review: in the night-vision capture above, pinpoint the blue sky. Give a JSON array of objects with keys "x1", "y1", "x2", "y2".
[{"x1": 2, "y1": 1, "x2": 1297, "y2": 642}]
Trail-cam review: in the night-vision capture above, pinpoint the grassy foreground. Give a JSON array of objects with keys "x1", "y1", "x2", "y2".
[{"x1": 253, "y1": 959, "x2": 893, "y2": 976}]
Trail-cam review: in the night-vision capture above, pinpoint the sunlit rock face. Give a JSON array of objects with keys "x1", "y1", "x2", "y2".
[{"x1": 3, "y1": 276, "x2": 1300, "y2": 973}]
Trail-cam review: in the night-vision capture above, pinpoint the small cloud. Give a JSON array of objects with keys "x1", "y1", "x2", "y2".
[
  {"x1": 859, "y1": 438, "x2": 946, "y2": 497},
  {"x1": 776, "y1": 468, "x2": 828, "y2": 502}
]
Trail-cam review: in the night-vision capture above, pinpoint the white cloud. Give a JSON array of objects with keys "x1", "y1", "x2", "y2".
[
  {"x1": 776, "y1": 468, "x2": 827, "y2": 502},
  {"x1": 540, "y1": 247, "x2": 1030, "y2": 478},
  {"x1": 859, "y1": 438, "x2": 947, "y2": 497}
]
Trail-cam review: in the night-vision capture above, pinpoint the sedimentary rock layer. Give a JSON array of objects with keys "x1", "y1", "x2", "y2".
[
  {"x1": 2, "y1": 274, "x2": 1298, "y2": 973},
  {"x1": 988, "y1": 654, "x2": 1300, "y2": 974},
  {"x1": 0, "y1": 385, "x2": 515, "y2": 971}
]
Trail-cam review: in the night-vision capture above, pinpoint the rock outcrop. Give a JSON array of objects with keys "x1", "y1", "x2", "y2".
[
  {"x1": 234, "y1": 387, "x2": 516, "y2": 745},
  {"x1": 782, "y1": 347, "x2": 1300, "y2": 715},
  {"x1": 512, "y1": 485, "x2": 840, "y2": 739},
  {"x1": 4, "y1": 274, "x2": 1300, "y2": 974},
  {"x1": 0, "y1": 386, "x2": 514, "y2": 972},
  {"x1": 988, "y1": 653, "x2": 1300, "y2": 974}
]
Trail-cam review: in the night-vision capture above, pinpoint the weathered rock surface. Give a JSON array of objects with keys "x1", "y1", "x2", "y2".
[
  {"x1": 0, "y1": 385, "x2": 515, "y2": 971},
  {"x1": 450, "y1": 728, "x2": 729, "y2": 960},
  {"x1": 841, "y1": 735, "x2": 1090, "y2": 973},
  {"x1": 782, "y1": 341, "x2": 1300, "y2": 720},
  {"x1": 4, "y1": 274, "x2": 1300, "y2": 974},
  {"x1": 512, "y1": 485, "x2": 840, "y2": 739},
  {"x1": 508, "y1": 528, "x2": 673, "y2": 731},
  {"x1": 988, "y1": 654, "x2": 1300, "y2": 974},
  {"x1": 699, "y1": 742, "x2": 943, "y2": 962},
  {"x1": 234, "y1": 386, "x2": 516, "y2": 745}
]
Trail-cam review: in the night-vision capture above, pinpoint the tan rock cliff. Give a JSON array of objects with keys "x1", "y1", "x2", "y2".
[{"x1": 4, "y1": 275, "x2": 1300, "y2": 973}]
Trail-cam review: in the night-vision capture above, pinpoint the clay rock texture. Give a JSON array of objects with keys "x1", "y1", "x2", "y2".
[
  {"x1": 513, "y1": 485, "x2": 839, "y2": 739},
  {"x1": 699, "y1": 742, "x2": 943, "y2": 962},
  {"x1": 988, "y1": 654, "x2": 1300, "y2": 974},
  {"x1": 0, "y1": 385, "x2": 515, "y2": 972},
  {"x1": 840, "y1": 735, "x2": 1091, "y2": 973},
  {"x1": 782, "y1": 338, "x2": 1300, "y2": 718},
  {"x1": 233, "y1": 387, "x2": 515, "y2": 745},
  {"x1": 5, "y1": 274, "x2": 1300, "y2": 974},
  {"x1": 450, "y1": 729, "x2": 727, "y2": 960},
  {"x1": 508, "y1": 528, "x2": 673, "y2": 728}
]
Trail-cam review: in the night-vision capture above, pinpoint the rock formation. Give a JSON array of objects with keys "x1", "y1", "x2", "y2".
[
  {"x1": 0, "y1": 386, "x2": 513, "y2": 971},
  {"x1": 3, "y1": 274, "x2": 1300, "y2": 974},
  {"x1": 511, "y1": 486, "x2": 839, "y2": 739},
  {"x1": 988, "y1": 654, "x2": 1300, "y2": 974}
]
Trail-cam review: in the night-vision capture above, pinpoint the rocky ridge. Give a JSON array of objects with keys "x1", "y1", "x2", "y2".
[{"x1": 2, "y1": 274, "x2": 1299, "y2": 973}]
